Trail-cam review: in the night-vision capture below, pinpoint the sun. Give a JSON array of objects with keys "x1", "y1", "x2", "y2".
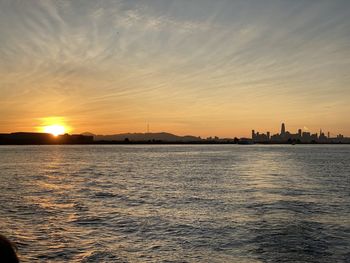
[
  {"x1": 39, "y1": 117, "x2": 71, "y2": 136},
  {"x1": 43, "y1": 125, "x2": 66, "y2": 136}
]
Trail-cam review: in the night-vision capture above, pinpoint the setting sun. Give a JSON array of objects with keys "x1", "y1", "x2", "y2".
[
  {"x1": 43, "y1": 125, "x2": 66, "y2": 136},
  {"x1": 39, "y1": 117, "x2": 71, "y2": 136}
]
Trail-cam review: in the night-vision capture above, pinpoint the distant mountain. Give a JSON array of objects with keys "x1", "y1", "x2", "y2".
[
  {"x1": 81, "y1": 132, "x2": 95, "y2": 137},
  {"x1": 82, "y1": 132, "x2": 202, "y2": 142}
]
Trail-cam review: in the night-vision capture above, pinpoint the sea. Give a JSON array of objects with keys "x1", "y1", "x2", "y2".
[{"x1": 0, "y1": 145, "x2": 349, "y2": 262}]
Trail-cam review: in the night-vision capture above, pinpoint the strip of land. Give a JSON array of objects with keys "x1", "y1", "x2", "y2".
[{"x1": 0, "y1": 132, "x2": 349, "y2": 145}]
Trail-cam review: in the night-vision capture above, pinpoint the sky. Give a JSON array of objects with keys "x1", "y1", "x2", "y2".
[{"x1": 0, "y1": 0, "x2": 349, "y2": 137}]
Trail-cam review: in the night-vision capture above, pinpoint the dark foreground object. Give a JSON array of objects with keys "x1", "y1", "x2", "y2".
[{"x1": 0, "y1": 234, "x2": 19, "y2": 263}]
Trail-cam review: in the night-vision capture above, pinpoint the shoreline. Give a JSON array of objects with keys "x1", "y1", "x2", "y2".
[{"x1": 1, "y1": 141, "x2": 350, "y2": 145}]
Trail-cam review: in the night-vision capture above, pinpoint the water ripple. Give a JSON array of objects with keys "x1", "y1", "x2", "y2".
[{"x1": 0, "y1": 145, "x2": 349, "y2": 262}]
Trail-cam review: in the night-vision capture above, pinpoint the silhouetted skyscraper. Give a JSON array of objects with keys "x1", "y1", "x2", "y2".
[{"x1": 281, "y1": 123, "x2": 286, "y2": 135}]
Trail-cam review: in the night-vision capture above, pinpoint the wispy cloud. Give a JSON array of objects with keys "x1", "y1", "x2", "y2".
[{"x1": 0, "y1": 0, "x2": 349, "y2": 135}]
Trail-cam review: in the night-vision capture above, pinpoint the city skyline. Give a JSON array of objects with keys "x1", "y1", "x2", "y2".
[
  {"x1": 252, "y1": 122, "x2": 349, "y2": 143},
  {"x1": 1, "y1": 0, "x2": 350, "y2": 137}
]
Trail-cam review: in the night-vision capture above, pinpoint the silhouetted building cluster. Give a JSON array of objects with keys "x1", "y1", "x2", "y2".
[
  {"x1": 0, "y1": 132, "x2": 93, "y2": 145},
  {"x1": 252, "y1": 123, "x2": 350, "y2": 144}
]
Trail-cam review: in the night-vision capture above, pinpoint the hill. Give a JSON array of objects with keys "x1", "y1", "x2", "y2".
[{"x1": 82, "y1": 132, "x2": 202, "y2": 142}]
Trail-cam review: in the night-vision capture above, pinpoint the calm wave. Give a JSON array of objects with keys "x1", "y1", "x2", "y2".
[{"x1": 0, "y1": 145, "x2": 349, "y2": 262}]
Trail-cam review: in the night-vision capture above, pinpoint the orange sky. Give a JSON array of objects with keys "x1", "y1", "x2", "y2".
[{"x1": 1, "y1": 1, "x2": 349, "y2": 137}]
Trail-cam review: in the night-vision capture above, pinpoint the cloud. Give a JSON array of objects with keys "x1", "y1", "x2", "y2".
[
  {"x1": 113, "y1": 6, "x2": 213, "y2": 33},
  {"x1": 0, "y1": 0, "x2": 349, "y2": 135}
]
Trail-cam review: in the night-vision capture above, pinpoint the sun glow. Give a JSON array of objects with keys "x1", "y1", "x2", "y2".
[
  {"x1": 39, "y1": 117, "x2": 71, "y2": 136},
  {"x1": 43, "y1": 125, "x2": 66, "y2": 136}
]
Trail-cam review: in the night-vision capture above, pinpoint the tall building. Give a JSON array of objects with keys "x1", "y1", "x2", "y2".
[
  {"x1": 281, "y1": 123, "x2": 286, "y2": 135},
  {"x1": 298, "y1": 129, "x2": 302, "y2": 138}
]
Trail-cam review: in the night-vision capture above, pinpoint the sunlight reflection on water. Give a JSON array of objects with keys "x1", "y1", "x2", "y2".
[{"x1": 0, "y1": 145, "x2": 349, "y2": 262}]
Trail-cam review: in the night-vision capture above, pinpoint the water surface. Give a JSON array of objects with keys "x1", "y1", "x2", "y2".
[{"x1": 0, "y1": 145, "x2": 349, "y2": 262}]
